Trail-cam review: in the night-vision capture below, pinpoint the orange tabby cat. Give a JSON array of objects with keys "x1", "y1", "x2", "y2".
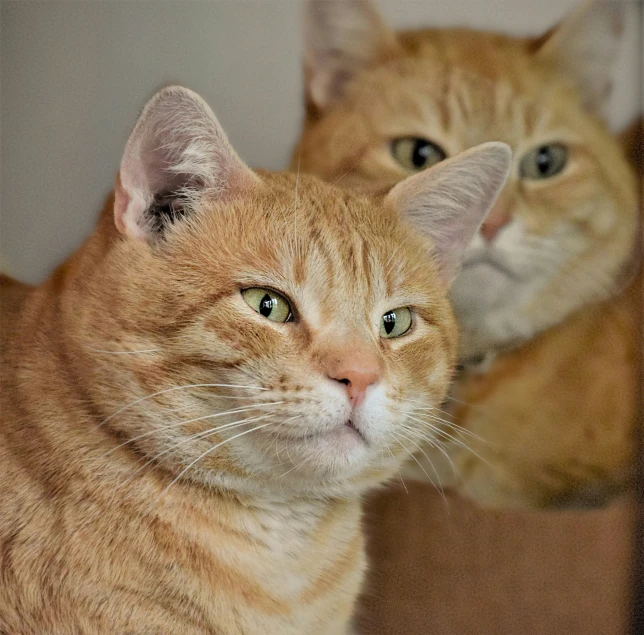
[
  {"x1": 294, "y1": 0, "x2": 640, "y2": 507},
  {"x1": 0, "y1": 86, "x2": 511, "y2": 632}
]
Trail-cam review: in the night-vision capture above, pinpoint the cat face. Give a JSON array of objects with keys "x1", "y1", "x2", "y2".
[
  {"x1": 82, "y1": 87, "x2": 510, "y2": 498},
  {"x1": 296, "y1": 0, "x2": 638, "y2": 358}
]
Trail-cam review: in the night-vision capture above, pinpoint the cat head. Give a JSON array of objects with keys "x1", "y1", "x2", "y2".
[
  {"x1": 296, "y1": 0, "x2": 638, "y2": 358},
  {"x1": 78, "y1": 86, "x2": 510, "y2": 499}
]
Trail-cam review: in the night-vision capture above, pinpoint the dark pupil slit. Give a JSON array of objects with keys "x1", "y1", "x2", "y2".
[
  {"x1": 412, "y1": 141, "x2": 430, "y2": 168},
  {"x1": 411, "y1": 139, "x2": 446, "y2": 169},
  {"x1": 383, "y1": 311, "x2": 396, "y2": 335},
  {"x1": 259, "y1": 294, "x2": 274, "y2": 318},
  {"x1": 536, "y1": 147, "x2": 553, "y2": 175}
]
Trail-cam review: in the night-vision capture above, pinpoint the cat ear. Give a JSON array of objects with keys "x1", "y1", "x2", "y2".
[
  {"x1": 386, "y1": 143, "x2": 512, "y2": 286},
  {"x1": 114, "y1": 86, "x2": 259, "y2": 241},
  {"x1": 534, "y1": 0, "x2": 624, "y2": 114},
  {"x1": 302, "y1": 0, "x2": 400, "y2": 112}
]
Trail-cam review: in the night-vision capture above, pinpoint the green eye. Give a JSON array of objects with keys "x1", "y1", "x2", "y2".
[
  {"x1": 519, "y1": 144, "x2": 568, "y2": 179},
  {"x1": 380, "y1": 307, "x2": 412, "y2": 339},
  {"x1": 242, "y1": 288, "x2": 292, "y2": 323},
  {"x1": 391, "y1": 137, "x2": 446, "y2": 172}
]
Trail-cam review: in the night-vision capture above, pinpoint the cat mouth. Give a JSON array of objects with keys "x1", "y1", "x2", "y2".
[
  {"x1": 272, "y1": 420, "x2": 366, "y2": 445},
  {"x1": 344, "y1": 420, "x2": 365, "y2": 440},
  {"x1": 462, "y1": 251, "x2": 520, "y2": 280}
]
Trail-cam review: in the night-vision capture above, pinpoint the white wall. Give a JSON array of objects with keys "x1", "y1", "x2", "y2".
[{"x1": 1, "y1": 0, "x2": 640, "y2": 284}]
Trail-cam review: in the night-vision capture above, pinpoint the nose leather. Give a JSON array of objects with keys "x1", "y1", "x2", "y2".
[
  {"x1": 325, "y1": 348, "x2": 381, "y2": 406},
  {"x1": 480, "y1": 199, "x2": 512, "y2": 243}
]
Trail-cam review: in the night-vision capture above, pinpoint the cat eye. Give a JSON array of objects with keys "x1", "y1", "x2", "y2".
[
  {"x1": 242, "y1": 288, "x2": 293, "y2": 323},
  {"x1": 391, "y1": 137, "x2": 446, "y2": 172},
  {"x1": 519, "y1": 144, "x2": 568, "y2": 179},
  {"x1": 380, "y1": 307, "x2": 413, "y2": 339}
]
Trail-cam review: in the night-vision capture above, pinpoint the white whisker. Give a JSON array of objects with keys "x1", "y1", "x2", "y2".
[
  {"x1": 89, "y1": 348, "x2": 161, "y2": 355},
  {"x1": 405, "y1": 413, "x2": 485, "y2": 458},
  {"x1": 411, "y1": 409, "x2": 493, "y2": 447},
  {"x1": 330, "y1": 165, "x2": 358, "y2": 187},
  {"x1": 401, "y1": 434, "x2": 463, "y2": 496},
  {"x1": 402, "y1": 417, "x2": 489, "y2": 492},
  {"x1": 385, "y1": 444, "x2": 408, "y2": 495},
  {"x1": 145, "y1": 420, "x2": 276, "y2": 514},
  {"x1": 394, "y1": 434, "x2": 446, "y2": 505},
  {"x1": 119, "y1": 413, "x2": 276, "y2": 488},
  {"x1": 444, "y1": 395, "x2": 475, "y2": 408},
  {"x1": 104, "y1": 401, "x2": 284, "y2": 456},
  {"x1": 98, "y1": 383, "x2": 268, "y2": 428}
]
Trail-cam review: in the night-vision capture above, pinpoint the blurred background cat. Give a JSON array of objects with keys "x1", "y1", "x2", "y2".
[{"x1": 294, "y1": 0, "x2": 641, "y2": 508}]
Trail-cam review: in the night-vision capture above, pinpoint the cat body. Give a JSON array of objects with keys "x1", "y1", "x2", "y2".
[
  {"x1": 439, "y1": 120, "x2": 641, "y2": 507},
  {"x1": 0, "y1": 87, "x2": 510, "y2": 631},
  {"x1": 437, "y1": 268, "x2": 640, "y2": 507},
  {"x1": 295, "y1": 0, "x2": 640, "y2": 507}
]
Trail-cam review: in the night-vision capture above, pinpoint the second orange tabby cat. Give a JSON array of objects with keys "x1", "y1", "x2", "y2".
[{"x1": 295, "y1": 0, "x2": 640, "y2": 507}]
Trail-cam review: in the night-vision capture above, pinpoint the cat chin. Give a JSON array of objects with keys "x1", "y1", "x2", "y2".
[
  {"x1": 450, "y1": 258, "x2": 553, "y2": 358},
  {"x1": 225, "y1": 423, "x2": 398, "y2": 498},
  {"x1": 262, "y1": 424, "x2": 372, "y2": 479},
  {"x1": 451, "y1": 262, "x2": 516, "y2": 315},
  {"x1": 455, "y1": 309, "x2": 539, "y2": 361},
  {"x1": 275, "y1": 420, "x2": 366, "y2": 449}
]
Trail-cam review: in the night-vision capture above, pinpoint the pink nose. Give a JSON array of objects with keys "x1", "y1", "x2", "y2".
[
  {"x1": 326, "y1": 350, "x2": 380, "y2": 406},
  {"x1": 480, "y1": 200, "x2": 512, "y2": 243}
]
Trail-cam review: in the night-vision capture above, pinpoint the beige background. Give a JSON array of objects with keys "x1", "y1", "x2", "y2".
[{"x1": 1, "y1": 0, "x2": 641, "y2": 284}]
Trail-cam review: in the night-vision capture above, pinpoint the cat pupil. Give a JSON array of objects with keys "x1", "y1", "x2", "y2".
[
  {"x1": 413, "y1": 141, "x2": 430, "y2": 168},
  {"x1": 383, "y1": 311, "x2": 396, "y2": 334},
  {"x1": 536, "y1": 146, "x2": 553, "y2": 175},
  {"x1": 391, "y1": 137, "x2": 446, "y2": 171},
  {"x1": 518, "y1": 143, "x2": 567, "y2": 180},
  {"x1": 259, "y1": 294, "x2": 275, "y2": 317},
  {"x1": 412, "y1": 139, "x2": 446, "y2": 168}
]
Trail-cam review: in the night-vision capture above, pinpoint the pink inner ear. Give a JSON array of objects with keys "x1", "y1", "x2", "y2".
[
  {"x1": 113, "y1": 182, "x2": 130, "y2": 235},
  {"x1": 113, "y1": 179, "x2": 149, "y2": 242}
]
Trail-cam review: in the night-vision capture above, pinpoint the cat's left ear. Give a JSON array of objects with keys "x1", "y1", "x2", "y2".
[
  {"x1": 386, "y1": 142, "x2": 512, "y2": 286},
  {"x1": 115, "y1": 86, "x2": 260, "y2": 241},
  {"x1": 534, "y1": 0, "x2": 625, "y2": 114},
  {"x1": 302, "y1": 0, "x2": 401, "y2": 112}
]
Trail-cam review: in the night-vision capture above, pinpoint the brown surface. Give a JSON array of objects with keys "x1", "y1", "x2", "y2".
[{"x1": 357, "y1": 482, "x2": 634, "y2": 635}]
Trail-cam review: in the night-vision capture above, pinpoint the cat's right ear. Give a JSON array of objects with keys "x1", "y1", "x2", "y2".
[
  {"x1": 534, "y1": 0, "x2": 625, "y2": 114},
  {"x1": 302, "y1": 0, "x2": 400, "y2": 112},
  {"x1": 114, "y1": 86, "x2": 259, "y2": 242}
]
